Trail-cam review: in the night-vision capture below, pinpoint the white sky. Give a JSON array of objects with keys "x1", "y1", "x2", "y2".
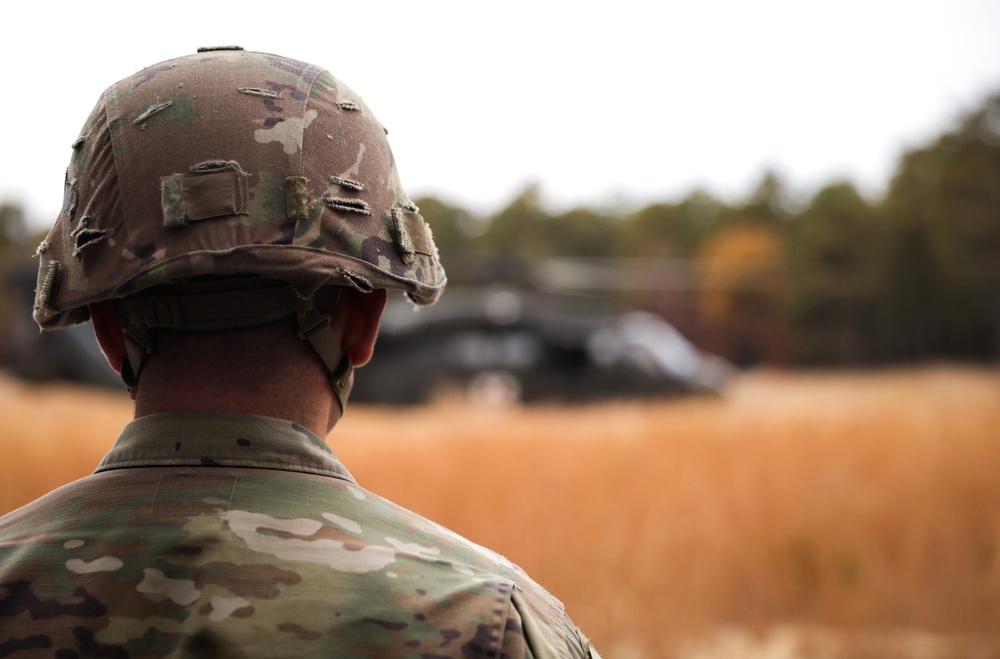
[{"x1": 3, "y1": 0, "x2": 999, "y2": 231}]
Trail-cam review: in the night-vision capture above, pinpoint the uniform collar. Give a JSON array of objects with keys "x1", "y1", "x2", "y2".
[{"x1": 95, "y1": 411, "x2": 356, "y2": 482}]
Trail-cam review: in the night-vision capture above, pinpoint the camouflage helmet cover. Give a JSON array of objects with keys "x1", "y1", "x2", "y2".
[{"x1": 34, "y1": 46, "x2": 445, "y2": 329}]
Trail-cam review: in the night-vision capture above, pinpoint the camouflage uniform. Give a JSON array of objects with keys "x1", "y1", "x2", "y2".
[
  {"x1": 0, "y1": 413, "x2": 597, "y2": 657},
  {"x1": 0, "y1": 47, "x2": 599, "y2": 657}
]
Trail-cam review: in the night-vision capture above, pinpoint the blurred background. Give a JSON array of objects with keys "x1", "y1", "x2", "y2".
[
  {"x1": 2, "y1": 1, "x2": 1000, "y2": 656},
  {"x1": 2, "y1": 0, "x2": 999, "y2": 388}
]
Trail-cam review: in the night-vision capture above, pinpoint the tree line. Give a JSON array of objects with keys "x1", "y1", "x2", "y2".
[
  {"x1": 2, "y1": 92, "x2": 998, "y2": 369},
  {"x1": 417, "y1": 92, "x2": 1000, "y2": 368}
]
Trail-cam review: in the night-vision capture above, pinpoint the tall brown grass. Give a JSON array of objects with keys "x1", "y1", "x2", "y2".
[{"x1": 2, "y1": 367, "x2": 999, "y2": 658}]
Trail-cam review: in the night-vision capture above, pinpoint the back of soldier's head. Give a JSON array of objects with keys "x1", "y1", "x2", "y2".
[{"x1": 33, "y1": 47, "x2": 446, "y2": 409}]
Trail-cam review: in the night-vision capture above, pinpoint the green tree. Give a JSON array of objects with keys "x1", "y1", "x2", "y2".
[
  {"x1": 479, "y1": 183, "x2": 550, "y2": 255},
  {"x1": 882, "y1": 92, "x2": 1000, "y2": 360},
  {"x1": 617, "y1": 196, "x2": 723, "y2": 260},
  {"x1": 741, "y1": 169, "x2": 795, "y2": 225},
  {"x1": 412, "y1": 195, "x2": 484, "y2": 255},
  {"x1": 0, "y1": 202, "x2": 32, "y2": 365},
  {"x1": 541, "y1": 207, "x2": 618, "y2": 258},
  {"x1": 477, "y1": 183, "x2": 618, "y2": 258},
  {"x1": 784, "y1": 182, "x2": 883, "y2": 364},
  {"x1": 0, "y1": 202, "x2": 28, "y2": 262}
]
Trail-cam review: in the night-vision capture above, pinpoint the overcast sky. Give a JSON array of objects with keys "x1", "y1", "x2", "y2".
[{"x1": 3, "y1": 0, "x2": 999, "y2": 231}]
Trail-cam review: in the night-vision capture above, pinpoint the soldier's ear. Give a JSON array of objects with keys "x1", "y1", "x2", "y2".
[
  {"x1": 89, "y1": 301, "x2": 129, "y2": 375},
  {"x1": 333, "y1": 288, "x2": 387, "y2": 368}
]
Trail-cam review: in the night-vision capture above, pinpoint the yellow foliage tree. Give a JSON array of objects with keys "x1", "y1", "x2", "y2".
[{"x1": 696, "y1": 222, "x2": 789, "y2": 366}]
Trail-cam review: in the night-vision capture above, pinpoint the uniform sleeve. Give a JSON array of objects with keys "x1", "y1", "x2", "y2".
[
  {"x1": 504, "y1": 567, "x2": 601, "y2": 659},
  {"x1": 560, "y1": 610, "x2": 602, "y2": 659}
]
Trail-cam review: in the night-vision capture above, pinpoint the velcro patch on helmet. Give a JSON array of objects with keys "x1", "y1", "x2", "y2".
[
  {"x1": 238, "y1": 87, "x2": 281, "y2": 99},
  {"x1": 34, "y1": 260, "x2": 61, "y2": 322},
  {"x1": 329, "y1": 176, "x2": 364, "y2": 192},
  {"x1": 161, "y1": 167, "x2": 249, "y2": 227},
  {"x1": 392, "y1": 208, "x2": 433, "y2": 264},
  {"x1": 322, "y1": 197, "x2": 371, "y2": 215},
  {"x1": 132, "y1": 101, "x2": 173, "y2": 127},
  {"x1": 285, "y1": 177, "x2": 310, "y2": 220},
  {"x1": 70, "y1": 215, "x2": 113, "y2": 257}
]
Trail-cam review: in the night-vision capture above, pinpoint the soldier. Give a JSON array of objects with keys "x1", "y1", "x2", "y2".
[{"x1": 0, "y1": 47, "x2": 599, "y2": 658}]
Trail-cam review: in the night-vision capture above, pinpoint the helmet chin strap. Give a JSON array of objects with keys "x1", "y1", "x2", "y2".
[
  {"x1": 115, "y1": 281, "x2": 353, "y2": 415},
  {"x1": 294, "y1": 306, "x2": 353, "y2": 415}
]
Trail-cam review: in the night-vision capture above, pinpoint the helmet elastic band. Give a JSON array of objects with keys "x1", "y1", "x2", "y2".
[{"x1": 115, "y1": 280, "x2": 352, "y2": 413}]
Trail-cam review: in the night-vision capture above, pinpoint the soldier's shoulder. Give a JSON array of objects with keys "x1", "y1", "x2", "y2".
[{"x1": 506, "y1": 564, "x2": 601, "y2": 658}]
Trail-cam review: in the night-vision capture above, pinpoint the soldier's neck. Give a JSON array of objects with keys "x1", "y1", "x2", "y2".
[{"x1": 133, "y1": 369, "x2": 338, "y2": 438}]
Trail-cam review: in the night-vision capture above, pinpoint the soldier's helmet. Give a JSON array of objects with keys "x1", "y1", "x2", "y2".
[{"x1": 33, "y1": 46, "x2": 446, "y2": 406}]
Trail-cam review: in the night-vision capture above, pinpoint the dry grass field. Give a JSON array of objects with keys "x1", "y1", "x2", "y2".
[{"x1": 1, "y1": 366, "x2": 999, "y2": 658}]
